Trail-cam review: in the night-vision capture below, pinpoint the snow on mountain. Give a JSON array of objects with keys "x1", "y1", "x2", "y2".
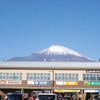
[
  {"x1": 37, "y1": 45, "x2": 83, "y2": 57},
  {"x1": 8, "y1": 45, "x2": 94, "y2": 62}
]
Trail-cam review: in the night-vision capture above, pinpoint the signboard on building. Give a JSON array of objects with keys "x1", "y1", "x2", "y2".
[
  {"x1": 0, "y1": 80, "x2": 22, "y2": 84},
  {"x1": 56, "y1": 81, "x2": 78, "y2": 85},
  {"x1": 0, "y1": 80, "x2": 6, "y2": 84},
  {"x1": 27, "y1": 81, "x2": 49, "y2": 85},
  {"x1": 54, "y1": 89, "x2": 80, "y2": 92},
  {"x1": 90, "y1": 82, "x2": 100, "y2": 85},
  {"x1": 34, "y1": 81, "x2": 49, "y2": 85},
  {"x1": 84, "y1": 82, "x2": 100, "y2": 86},
  {"x1": 27, "y1": 81, "x2": 34, "y2": 85},
  {"x1": 6, "y1": 80, "x2": 22, "y2": 84},
  {"x1": 84, "y1": 90, "x2": 100, "y2": 93},
  {"x1": 86, "y1": 70, "x2": 100, "y2": 73}
]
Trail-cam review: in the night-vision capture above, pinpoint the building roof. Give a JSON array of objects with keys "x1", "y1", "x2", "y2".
[{"x1": 0, "y1": 61, "x2": 100, "y2": 69}]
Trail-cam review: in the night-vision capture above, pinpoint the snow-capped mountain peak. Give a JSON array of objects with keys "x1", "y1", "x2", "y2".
[
  {"x1": 37, "y1": 45, "x2": 83, "y2": 57},
  {"x1": 8, "y1": 45, "x2": 94, "y2": 62}
]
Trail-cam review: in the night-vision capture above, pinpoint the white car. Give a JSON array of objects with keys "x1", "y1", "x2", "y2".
[{"x1": 36, "y1": 93, "x2": 57, "y2": 100}]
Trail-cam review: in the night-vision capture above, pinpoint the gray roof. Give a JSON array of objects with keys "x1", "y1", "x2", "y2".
[{"x1": 0, "y1": 61, "x2": 100, "y2": 69}]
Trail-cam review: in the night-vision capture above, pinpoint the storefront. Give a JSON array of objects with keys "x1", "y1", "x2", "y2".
[
  {"x1": 0, "y1": 61, "x2": 100, "y2": 100},
  {"x1": 84, "y1": 90, "x2": 100, "y2": 100},
  {"x1": 54, "y1": 89, "x2": 80, "y2": 99}
]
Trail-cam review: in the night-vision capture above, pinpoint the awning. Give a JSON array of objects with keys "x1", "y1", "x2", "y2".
[{"x1": 54, "y1": 89, "x2": 80, "y2": 92}]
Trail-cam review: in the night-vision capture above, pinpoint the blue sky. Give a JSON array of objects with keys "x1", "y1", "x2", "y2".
[{"x1": 0, "y1": 0, "x2": 100, "y2": 61}]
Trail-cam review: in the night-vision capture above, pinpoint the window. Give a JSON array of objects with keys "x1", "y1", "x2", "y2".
[
  {"x1": 0, "y1": 73, "x2": 22, "y2": 80},
  {"x1": 27, "y1": 73, "x2": 50, "y2": 81},
  {"x1": 55, "y1": 73, "x2": 79, "y2": 81},
  {"x1": 83, "y1": 74, "x2": 100, "y2": 81}
]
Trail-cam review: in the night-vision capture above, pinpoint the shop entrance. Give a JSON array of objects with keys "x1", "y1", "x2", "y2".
[
  {"x1": 86, "y1": 93, "x2": 98, "y2": 100},
  {"x1": 54, "y1": 89, "x2": 80, "y2": 100},
  {"x1": 54, "y1": 92, "x2": 77, "y2": 100}
]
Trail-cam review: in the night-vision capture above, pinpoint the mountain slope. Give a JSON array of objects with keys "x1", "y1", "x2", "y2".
[{"x1": 8, "y1": 45, "x2": 94, "y2": 62}]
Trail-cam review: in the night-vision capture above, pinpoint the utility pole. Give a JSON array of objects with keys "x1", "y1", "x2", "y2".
[{"x1": 51, "y1": 69, "x2": 54, "y2": 93}]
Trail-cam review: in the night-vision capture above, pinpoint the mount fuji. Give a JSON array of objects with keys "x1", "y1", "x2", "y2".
[{"x1": 8, "y1": 45, "x2": 94, "y2": 62}]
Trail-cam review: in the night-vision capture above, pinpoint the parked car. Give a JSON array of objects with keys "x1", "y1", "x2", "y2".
[
  {"x1": 62, "y1": 96, "x2": 72, "y2": 100},
  {"x1": 4, "y1": 93, "x2": 23, "y2": 100},
  {"x1": 36, "y1": 93, "x2": 57, "y2": 100}
]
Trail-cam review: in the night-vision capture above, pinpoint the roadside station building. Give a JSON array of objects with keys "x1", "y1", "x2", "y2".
[{"x1": 0, "y1": 61, "x2": 100, "y2": 99}]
